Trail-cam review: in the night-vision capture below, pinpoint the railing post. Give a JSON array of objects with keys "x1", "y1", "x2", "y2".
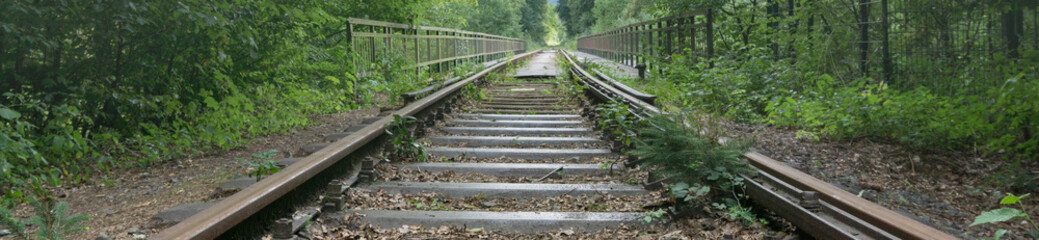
[
  {"x1": 858, "y1": 0, "x2": 870, "y2": 77},
  {"x1": 881, "y1": 0, "x2": 891, "y2": 83},
  {"x1": 346, "y1": 20, "x2": 355, "y2": 81},
  {"x1": 437, "y1": 31, "x2": 443, "y2": 72},
  {"x1": 414, "y1": 27, "x2": 420, "y2": 74},
  {"x1": 768, "y1": 0, "x2": 780, "y2": 58},
  {"x1": 690, "y1": 16, "x2": 696, "y2": 56},
  {"x1": 707, "y1": 9, "x2": 715, "y2": 64}
]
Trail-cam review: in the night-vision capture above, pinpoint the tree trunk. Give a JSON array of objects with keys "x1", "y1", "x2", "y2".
[{"x1": 1001, "y1": 2, "x2": 1023, "y2": 58}]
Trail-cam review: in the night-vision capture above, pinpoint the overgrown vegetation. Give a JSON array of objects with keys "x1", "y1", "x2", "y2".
[
  {"x1": 596, "y1": 46, "x2": 1038, "y2": 189},
  {"x1": 566, "y1": 0, "x2": 1038, "y2": 191},
  {"x1": 0, "y1": 0, "x2": 545, "y2": 208},
  {"x1": 630, "y1": 112, "x2": 759, "y2": 225},
  {"x1": 385, "y1": 114, "x2": 426, "y2": 162},
  {"x1": 595, "y1": 101, "x2": 642, "y2": 149}
]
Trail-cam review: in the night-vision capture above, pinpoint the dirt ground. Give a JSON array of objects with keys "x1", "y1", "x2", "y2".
[
  {"x1": 307, "y1": 211, "x2": 777, "y2": 240},
  {"x1": 0, "y1": 108, "x2": 378, "y2": 240},
  {"x1": 726, "y1": 122, "x2": 1039, "y2": 239}
]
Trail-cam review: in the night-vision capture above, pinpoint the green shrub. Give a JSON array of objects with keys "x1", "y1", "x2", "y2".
[
  {"x1": 631, "y1": 111, "x2": 759, "y2": 224},
  {"x1": 632, "y1": 112, "x2": 751, "y2": 199},
  {"x1": 0, "y1": 179, "x2": 89, "y2": 240}
]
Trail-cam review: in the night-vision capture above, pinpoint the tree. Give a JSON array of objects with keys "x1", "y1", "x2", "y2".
[
  {"x1": 521, "y1": 0, "x2": 548, "y2": 45},
  {"x1": 588, "y1": 0, "x2": 654, "y2": 33},
  {"x1": 564, "y1": 0, "x2": 596, "y2": 36},
  {"x1": 558, "y1": 0, "x2": 571, "y2": 28},
  {"x1": 464, "y1": 0, "x2": 525, "y2": 37}
]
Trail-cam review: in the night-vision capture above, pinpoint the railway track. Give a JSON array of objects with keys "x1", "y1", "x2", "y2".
[
  {"x1": 150, "y1": 50, "x2": 958, "y2": 239},
  {"x1": 326, "y1": 50, "x2": 661, "y2": 233}
]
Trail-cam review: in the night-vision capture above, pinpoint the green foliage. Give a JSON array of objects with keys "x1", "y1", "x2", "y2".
[
  {"x1": 632, "y1": 112, "x2": 759, "y2": 224},
  {"x1": 556, "y1": 68, "x2": 587, "y2": 101},
  {"x1": 595, "y1": 100, "x2": 642, "y2": 148},
  {"x1": 460, "y1": 0, "x2": 526, "y2": 38},
  {"x1": 385, "y1": 114, "x2": 426, "y2": 162},
  {"x1": 971, "y1": 193, "x2": 1039, "y2": 239},
  {"x1": 0, "y1": 0, "x2": 511, "y2": 205},
  {"x1": 573, "y1": 0, "x2": 1039, "y2": 164},
  {"x1": 713, "y1": 201, "x2": 766, "y2": 226},
  {"x1": 586, "y1": 0, "x2": 657, "y2": 33},
  {"x1": 0, "y1": 179, "x2": 89, "y2": 240},
  {"x1": 542, "y1": 4, "x2": 567, "y2": 46},
  {"x1": 251, "y1": 149, "x2": 280, "y2": 160},
  {"x1": 632, "y1": 112, "x2": 752, "y2": 191},
  {"x1": 973, "y1": 208, "x2": 1026, "y2": 227},
  {"x1": 641, "y1": 209, "x2": 668, "y2": 224},
  {"x1": 631, "y1": 45, "x2": 1038, "y2": 178},
  {"x1": 461, "y1": 83, "x2": 487, "y2": 102},
  {"x1": 670, "y1": 182, "x2": 711, "y2": 203},
  {"x1": 240, "y1": 150, "x2": 283, "y2": 181},
  {"x1": 0, "y1": 205, "x2": 27, "y2": 239},
  {"x1": 559, "y1": 0, "x2": 598, "y2": 37},
  {"x1": 409, "y1": 198, "x2": 447, "y2": 211},
  {"x1": 520, "y1": 0, "x2": 549, "y2": 45}
]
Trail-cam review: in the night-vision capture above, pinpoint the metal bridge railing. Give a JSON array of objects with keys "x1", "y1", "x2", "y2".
[
  {"x1": 347, "y1": 18, "x2": 526, "y2": 77},
  {"x1": 577, "y1": 10, "x2": 714, "y2": 71}
]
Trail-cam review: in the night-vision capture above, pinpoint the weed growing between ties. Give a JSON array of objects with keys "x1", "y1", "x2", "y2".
[
  {"x1": 595, "y1": 100, "x2": 642, "y2": 150},
  {"x1": 238, "y1": 149, "x2": 283, "y2": 181},
  {"x1": 630, "y1": 112, "x2": 762, "y2": 226},
  {"x1": 461, "y1": 83, "x2": 486, "y2": 102},
  {"x1": 557, "y1": 75, "x2": 586, "y2": 102},
  {"x1": 385, "y1": 114, "x2": 426, "y2": 162}
]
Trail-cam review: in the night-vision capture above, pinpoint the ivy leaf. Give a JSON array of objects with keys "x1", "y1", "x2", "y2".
[
  {"x1": 970, "y1": 208, "x2": 1024, "y2": 227},
  {"x1": 0, "y1": 108, "x2": 21, "y2": 120}
]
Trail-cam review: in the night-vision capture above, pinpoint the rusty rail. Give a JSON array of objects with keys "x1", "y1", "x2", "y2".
[
  {"x1": 559, "y1": 50, "x2": 956, "y2": 240},
  {"x1": 348, "y1": 18, "x2": 525, "y2": 75},
  {"x1": 591, "y1": 69, "x2": 656, "y2": 104},
  {"x1": 576, "y1": 10, "x2": 713, "y2": 69},
  {"x1": 152, "y1": 51, "x2": 537, "y2": 240}
]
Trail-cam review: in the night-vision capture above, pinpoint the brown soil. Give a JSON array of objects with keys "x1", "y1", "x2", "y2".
[
  {"x1": 308, "y1": 212, "x2": 775, "y2": 240},
  {"x1": 342, "y1": 188, "x2": 667, "y2": 213},
  {"x1": 9, "y1": 108, "x2": 378, "y2": 239},
  {"x1": 378, "y1": 163, "x2": 647, "y2": 185},
  {"x1": 727, "y1": 122, "x2": 1039, "y2": 239},
  {"x1": 427, "y1": 155, "x2": 622, "y2": 164}
]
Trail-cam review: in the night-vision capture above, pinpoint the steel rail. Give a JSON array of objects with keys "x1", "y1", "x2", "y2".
[
  {"x1": 591, "y1": 69, "x2": 657, "y2": 104},
  {"x1": 559, "y1": 50, "x2": 957, "y2": 240},
  {"x1": 152, "y1": 51, "x2": 538, "y2": 240}
]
